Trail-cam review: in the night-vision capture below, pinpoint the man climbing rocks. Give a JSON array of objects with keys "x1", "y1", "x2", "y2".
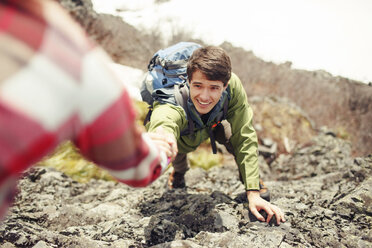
[{"x1": 146, "y1": 45, "x2": 286, "y2": 225}]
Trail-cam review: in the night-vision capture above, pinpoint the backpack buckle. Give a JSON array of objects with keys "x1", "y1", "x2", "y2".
[{"x1": 212, "y1": 121, "x2": 221, "y2": 128}]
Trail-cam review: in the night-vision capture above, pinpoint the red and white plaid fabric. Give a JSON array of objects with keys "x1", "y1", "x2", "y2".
[{"x1": 0, "y1": 0, "x2": 167, "y2": 220}]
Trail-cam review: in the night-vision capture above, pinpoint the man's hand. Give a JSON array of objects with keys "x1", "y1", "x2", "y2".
[
  {"x1": 147, "y1": 127, "x2": 178, "y2": 161},
  {"x1": 247, "y1": 191, "x2": 285, "y2": 225}
]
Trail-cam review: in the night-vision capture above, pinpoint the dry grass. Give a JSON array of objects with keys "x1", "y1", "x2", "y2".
[
  {"x1": 188, "y1": 146, "x2": 223, "y2": 170},
  {"x1": 37, "y1": 141, "x2": 114, "y2": 183}
]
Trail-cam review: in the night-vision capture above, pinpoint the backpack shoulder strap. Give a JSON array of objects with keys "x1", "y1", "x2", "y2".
[
  {"x1": 222, "y1": 94, "x2": 229, "y2": 119},
  {"x1": 222, "y1": 85, "x2": 230, "y2": 120},
  {"x1": 174, "y1": 84, "x2": 195, "y2": 136}
]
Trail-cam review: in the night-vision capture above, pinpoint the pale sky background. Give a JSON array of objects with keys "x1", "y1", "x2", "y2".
[{"x1": 92, "y1": 0, "x2": 372, "y2": 84}]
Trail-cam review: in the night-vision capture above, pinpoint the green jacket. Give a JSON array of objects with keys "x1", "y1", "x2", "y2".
[{"x1": 146, "y1": 73, "x2": 259, "y2": 190}]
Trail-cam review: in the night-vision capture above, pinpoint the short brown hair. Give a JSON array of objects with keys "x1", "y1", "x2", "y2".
[{"x1": 187, "y1": 46, "x2": 231, "y2": 86}]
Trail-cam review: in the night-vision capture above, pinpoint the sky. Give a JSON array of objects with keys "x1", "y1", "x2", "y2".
[{"x1": 92, "y1": 0, "x2": 372, "y2": 84}]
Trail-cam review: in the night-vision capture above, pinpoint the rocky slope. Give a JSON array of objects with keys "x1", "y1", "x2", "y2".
[{"x1": 1, "y1": 132, "x2": 371, "y2": 247}]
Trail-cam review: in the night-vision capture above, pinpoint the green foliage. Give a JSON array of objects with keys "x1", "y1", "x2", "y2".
[
  {"x1": 133, "y1": 100, "x2": 150, "y2": 125},
  {"x1": 188, "y1": 147, "x2": 223, "y2": 170},
  {"x1": 40, "y1": 140, "x2": 221, "y2": 183},
  {"x1": 38, "y1": 141, "x2": 115, "y2": 183}
]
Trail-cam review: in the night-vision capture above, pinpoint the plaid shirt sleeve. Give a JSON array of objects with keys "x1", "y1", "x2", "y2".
[{"x1": 0, "y1": 0, "x2": 167, "y2": 220}]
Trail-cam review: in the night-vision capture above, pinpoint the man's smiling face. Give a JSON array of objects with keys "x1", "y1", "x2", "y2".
[{"x1": 189, "y1": 70, "x2": 227, "y2": 115}]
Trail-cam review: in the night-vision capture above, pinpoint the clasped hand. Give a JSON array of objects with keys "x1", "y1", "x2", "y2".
[{"x1": 147, "y1": 127, "x2": 178, "y2": 162}]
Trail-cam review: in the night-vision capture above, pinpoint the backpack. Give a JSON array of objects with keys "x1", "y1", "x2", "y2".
[
  {"x1": 140, "y1": 41, "x2": 201, "y2": 105},
  {"x1": 140, "y1": 42, "x2": 229, "y2": 154}
]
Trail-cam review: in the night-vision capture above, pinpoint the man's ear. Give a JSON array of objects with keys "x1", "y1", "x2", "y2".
[{"x1": 223, "y1": 84, "x2": 228, "y2": 91}]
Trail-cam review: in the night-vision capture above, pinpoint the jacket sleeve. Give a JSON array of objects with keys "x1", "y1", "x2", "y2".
[
  {"x1": 145, "y1": 102, "x2": 187, "y2": 139},
  {"x1": 226, "y1": 73, "x2": 260, "y2": 190}
]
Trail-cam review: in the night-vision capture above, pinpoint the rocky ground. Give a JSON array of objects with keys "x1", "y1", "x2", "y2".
[{"x1": 1, "y1": 131, "x2": 371, "y2": 247}]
